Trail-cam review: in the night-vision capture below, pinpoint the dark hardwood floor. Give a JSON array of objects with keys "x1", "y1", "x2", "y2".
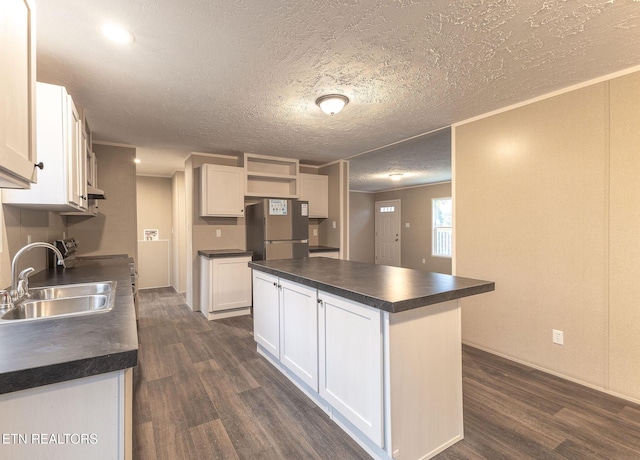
[{"x1": 133, "y1": 288, "x2": 640, "y2": 459}]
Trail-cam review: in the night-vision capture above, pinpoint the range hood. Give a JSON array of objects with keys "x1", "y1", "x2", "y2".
[{"x1": 87, "y1": 185, "x2": 106, "y2": 199}]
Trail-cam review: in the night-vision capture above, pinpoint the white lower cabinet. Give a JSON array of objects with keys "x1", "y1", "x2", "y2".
[
  {"x1": 252, "y1": 269, "x2": 466, "y2": 459},
  {"x1": 318, "y1": 291, "x2": 383, "y2": 447},
  {"x1": 199, "y1": 255, "x2": 252, "y2": 320},
  {"x1": 252, "y1": 271, "x2": 319, "y2": 391},
  {"x1": 309, "y1": 250, "x2": 340, "y2": 259},
  {"x1": 0, "y1": 368, "x2": 133, "y2": 460},
  {"x1": 252, "y1": 270, "x2": 384, "y2": 449},
  {"x1": 252, "y1": 271, "x2": 281, "y2": 356},
  {"x1": 280, "y1": 279, "x2": 318, "y2": 391}
]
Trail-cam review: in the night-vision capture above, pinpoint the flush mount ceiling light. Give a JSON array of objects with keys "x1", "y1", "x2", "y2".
[
  {"x1": 101, "y1": 23, "x2": 135, "y2": 45},
  {"x1": 134, "y1": 158, "x2": 141, "y2": 164},
  {"x1": 316, "y1": 94, "x2": 349, "y2": 115},
  {"x1": 389, "y1": 173, "x2": 404, "y2": 181}
]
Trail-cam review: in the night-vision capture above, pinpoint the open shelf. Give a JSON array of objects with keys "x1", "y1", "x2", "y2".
[{"x1": 244, "y1": 153, "x2": 299, "y2": 198}]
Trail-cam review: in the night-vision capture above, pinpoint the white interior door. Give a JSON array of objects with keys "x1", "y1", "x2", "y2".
[{"x1": 375, "y1": 199, "x2": 401, "y2": 266}]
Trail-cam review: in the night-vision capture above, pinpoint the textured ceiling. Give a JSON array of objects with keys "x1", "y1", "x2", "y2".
[
  {"x1": 36, "y1": 0, "x2": 640, "y2": 189},
  {"x1": 349, "y1": 127, "x2": 451, "y2": 192}
]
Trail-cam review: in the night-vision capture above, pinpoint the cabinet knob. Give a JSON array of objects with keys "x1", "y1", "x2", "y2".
[{"x1": 34, "y1": 162, "x2": 44, "y2": 170}]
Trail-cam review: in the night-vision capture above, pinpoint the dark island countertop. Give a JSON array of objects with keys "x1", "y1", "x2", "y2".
[
  {"x1": 198, "y1": 249, "x2": 253, "y2": 258},
  {"x1": 249, "y1": 258, "x2": 494, "y2": 313},
  {"x1": 308, "y1": 245, "x2": 340, "y2": 253},
  {"x1": 0, "y1": 258, "x2": 138, "y2": 394}
]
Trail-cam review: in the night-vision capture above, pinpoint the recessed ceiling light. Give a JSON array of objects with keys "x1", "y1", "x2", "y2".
[
  {"x1": 316, "y1": 94, "x2": 349, "y2": 115},
  {"x1": 389, "y1": 173, "x2": 403, "y2": 181},
  {"x1": 102, "y1": 23, "x2": 135, "y2": 45}
]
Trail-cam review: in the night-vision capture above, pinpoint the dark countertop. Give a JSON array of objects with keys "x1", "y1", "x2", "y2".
[
  {"x1": 308, "y1": 245, "x2": 340, "y2": 253},
  {"x1": 0, "y1": 258, "x2": 138, "y2": 394},
  {"x1": 249, "y1": 258, "x2": 494, "y2": 313},
  {"x1": 199, "y1": 249, "x2": 253, "y2": 258}
]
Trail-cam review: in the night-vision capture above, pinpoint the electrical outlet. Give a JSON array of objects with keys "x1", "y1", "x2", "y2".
[
  {"x1": 27, "y1": 235, "x2": 32, "y2": 244},
  {"x1": 422, "y1": 258, "x2": 426, "y2": 264},
  {"x1": 332, "y1": 221, "x2": 336, "y2": 229},
  {"x1": 216, "y1": 229, "x2": 221, "y2": 237},
  {"x1": 552, "y1": 329, "x2": 564, "y2": 345},
  {"x1": 405, "y1": 222, "x2": 410, "y2": 228}
]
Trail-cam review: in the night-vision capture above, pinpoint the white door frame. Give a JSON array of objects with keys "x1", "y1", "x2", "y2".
[{"x1": 374, "y1": 199, "x2": 401, "y2": 266}]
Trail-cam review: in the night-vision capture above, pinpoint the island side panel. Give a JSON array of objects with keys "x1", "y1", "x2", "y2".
[
  {"x1": 0, "y1": 370, "x2": 128, "y2": 460},
  {"x1": 387, "y1": 299, "x2": 463, "y2": 459}
]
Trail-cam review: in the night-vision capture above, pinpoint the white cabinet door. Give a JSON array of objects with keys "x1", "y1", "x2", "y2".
[
  {"x1": 200, "y1": 164, "x2": 244, "y2": 217},
  {"x1": 67, "y1": 96, "x2": 86, "y2": 209},
  {"x1": 0, "y1": 0, "x2": 36, "y2": 188},
  {"x1": 252, "y1": 270, "x2": 280, "y2": 357},
  {"x1": 279, "y1": 279, "x2": 318, "y2": 391},
  {"x1": 299, "y1": 173, "x2": 328, "y2": 218},
  {"x1": 212, "y1": 257, "x2": 252, "y2": 311},
  {"x1": 318, "y1": 291, "x2": 384, "y2": 447},
  {"x1": 3, "y1": 83, "x2": 86, "y2": 211}
]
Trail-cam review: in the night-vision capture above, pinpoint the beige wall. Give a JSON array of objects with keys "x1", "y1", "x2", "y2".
[
  {"x1": 608, "y1": 72, "x2": 640, "y2": 399},
  {"x1": 68, "y1": 143, "x2": 138, "y2": 262},
  {"x1": 136, "y1": 176, "x2": 172, "y2": 289},
  {"x1": 455, "y1": 70, "x2": 640, "y2": 401},
  {"x1": 348, "y1": 191, "x2": 375, "y2": 264},
  {"x1": 348, "y1": 183, "x2": 453, "y2": 272},
  {"x1": 0, "y1": 206, "x2": 66, "y2": 288},
  {"x1": 137, "y1": 176, "x2": 172, "y2": 241},
  {"x1": 376, "y1": 183, "x2": 452, "y2": 274}
]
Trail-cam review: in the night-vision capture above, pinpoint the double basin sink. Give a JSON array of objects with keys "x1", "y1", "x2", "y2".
[{"x1": 1, "y1": 281, "x2": 116, "y2": 322}]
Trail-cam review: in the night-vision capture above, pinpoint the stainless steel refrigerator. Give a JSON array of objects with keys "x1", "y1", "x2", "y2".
[{"x1": 246, "y1": 199, "x2": 309, "y2": 260}]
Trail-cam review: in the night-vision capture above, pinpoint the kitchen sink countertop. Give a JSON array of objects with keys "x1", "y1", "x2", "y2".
[
  {"x1": 250, "y1": 258, "x2": 495, "y2": 313},
  {"x1": 0, "y1": 258, "x2": 137, "y2": 394}
]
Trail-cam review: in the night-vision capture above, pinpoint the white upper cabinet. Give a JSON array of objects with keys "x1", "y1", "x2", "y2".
[
  {"x1": 3, "y1": 83, "x2": 87, "y2": 211},
  {"x1": 298, "y1": 173, "x2": 328, "y2": 218},
  {"x1": 199, "y1": 164, "x2": 245, "y2": 217},
  {"x1": 0, "y1": 0, "x2": 37, "y2": 189}
]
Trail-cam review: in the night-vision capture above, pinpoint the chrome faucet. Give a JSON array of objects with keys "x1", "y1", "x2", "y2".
[{"x1": 3, "y1": 242, "x2": 67, "y2": 308}]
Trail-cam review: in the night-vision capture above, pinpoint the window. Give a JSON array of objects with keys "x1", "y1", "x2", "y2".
[
  {"x1": 432, "y1": 198, "x2": 452, "y2": 257},
  {"x1": 379, "y1": 206, "x2": 395, "y2": 213}
]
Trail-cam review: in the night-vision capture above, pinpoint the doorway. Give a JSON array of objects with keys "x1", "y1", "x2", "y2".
[{"x1": 375, "y1": 199, "x2": 401, "y2": 266}]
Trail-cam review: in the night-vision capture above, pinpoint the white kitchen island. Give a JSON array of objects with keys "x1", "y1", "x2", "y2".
[{"x1": 249, "y1": 258, "x2": 494, "y2": 460}]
